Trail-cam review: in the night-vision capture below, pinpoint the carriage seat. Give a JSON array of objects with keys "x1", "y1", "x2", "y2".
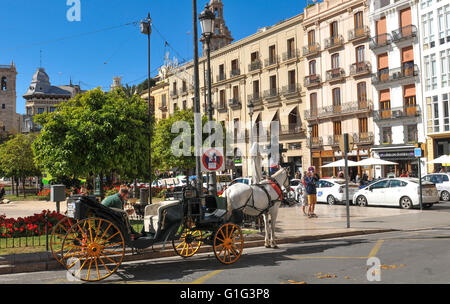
[
  {"x1": 143, "y1": 200, "x2": 180, "y2": 234},
  {"x1": 202, "y1": 196, "x2": 228, "y2": 223}
]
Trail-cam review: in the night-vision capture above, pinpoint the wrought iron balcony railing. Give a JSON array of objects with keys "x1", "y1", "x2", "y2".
[
  {"x1": 228, "y1": 98, "x2": 241, "y2": 108},
  {"x1": 264, "y1": 56, "x2": 280, "y2": 67},
  {"x1": 352, "y1": 132, "x2": 374, "y2": 145},
  {"x1": 247, "y1": 93, "x2": 262, "y2": 105},
  {"x1": 248, "y1": 60, "x2": 262, "y2": 72},
  {"x1": 372, "y1": 64, "x2": 419, "y2": 85},
  {"x1": 263, "y1": 88, "x2": 279, "y2": 99},
  {"x1": 305, "y1": 100, "x2": 373, "y2": 121},
  {"x1": 328, "y1": 135, "x2": 342, "y2": 146},
  {"x1": 216, "y1": 73, "x2": 226, "y2": 82},
  {"x1": 307, "y1": 137, "x2": 323, "y2": 149},
  {"x1": 304, "y1": 74, "x2": 321, "y2": 87},
  {"x1": 230, "y1": 69, "x2": 241, "y2": 78},
  {"x1": 350, "y1": 61, "x2": 372, "y2": 76},
  {"x1": 170, "y1": 90, "x2": 178, "y2": 97},
  {"x1": 370, "y1": 33, "x2": 392, "y2": 49},
  {"x1": 302, "y1": 43, "x2": 321, "y2": 57},
  {"x1": 348, "y1": 26, "x2": 370, "y2": 42},
  {"x1": 281, "y1": 83, "x2": 301, "y2": 96},
  {"x1": 282, "y1": 49, "x2": 300, "y2": 61},
  {"x1": 392, "y1": 25, "x2": 417, "y2": 42},
  {"x1": 280, "y1": 124, "x2": 304, "y2": 136},
  {"x1": 326, "y1": 68, "x2": 346, "y2": 82},
  {"x1": 374, "y1": 105, "x2": 421, "y2": 121},
  {"x1": 324, "y1": 35, "x2": 344, "y2": 50}
]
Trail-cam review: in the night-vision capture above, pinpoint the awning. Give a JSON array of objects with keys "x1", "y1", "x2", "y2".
[
  {"x1": 252, "y1": 112, "x2": 261, "y2": 124},
  {"x1": 281, "y1": 105, "x2": 298, "y2": 117},
  {"x1": 404, "y1": 84, "x2": 416, "y2": 98},
  {"x1": 262, "y1": 110, "x2": 279, "y2": 124}
]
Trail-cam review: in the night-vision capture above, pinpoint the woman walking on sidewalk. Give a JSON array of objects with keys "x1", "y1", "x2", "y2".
[{"x1": 305, "y1": 167, "x2": 319, "y2": 218}]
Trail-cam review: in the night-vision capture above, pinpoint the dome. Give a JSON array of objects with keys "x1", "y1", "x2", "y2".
[{"x1": 31, "y1": 68, "x2": 50, "y2": 86}]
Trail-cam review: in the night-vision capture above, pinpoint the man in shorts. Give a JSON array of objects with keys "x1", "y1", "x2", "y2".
[{"x1": 304, "y1": 168, "x2": 319, "y2": 218}]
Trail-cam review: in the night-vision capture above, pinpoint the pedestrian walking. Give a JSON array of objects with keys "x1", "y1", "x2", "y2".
[{"x1": 300, "y1": 171, "x2": 309, "y2": 216}]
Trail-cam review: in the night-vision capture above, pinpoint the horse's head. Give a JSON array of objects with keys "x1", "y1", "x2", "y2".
[{"x1": 272, "y1": 166, "x2": 290, "y2": 189}]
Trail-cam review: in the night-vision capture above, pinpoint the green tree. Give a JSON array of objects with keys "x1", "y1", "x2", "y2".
[
  {"x1": 0, "y1": 133, "x2": 41, "y2": 197},
  {"x1": 32, "y1": 88, "x2": 153, "y2": 199}
]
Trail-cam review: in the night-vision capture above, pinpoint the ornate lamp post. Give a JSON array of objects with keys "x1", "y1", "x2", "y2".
[
  {"x1": 199, "y1": 5, "x2": 217, "y2": 196},
  {"x1": 140, "y1": 13, "x2": 152, "y2": 205},
  {"x1": 247, "y1": 100, "x2": 255, "y2": 177}
]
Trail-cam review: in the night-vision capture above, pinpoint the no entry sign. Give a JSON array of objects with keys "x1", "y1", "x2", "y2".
[{"x1": 201, "y1": 148, "x2": 224, "y2": 172}]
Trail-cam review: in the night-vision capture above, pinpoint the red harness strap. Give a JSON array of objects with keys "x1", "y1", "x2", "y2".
[{"x1": 267, "y1": 180, "x2": 283, "y2": 201}]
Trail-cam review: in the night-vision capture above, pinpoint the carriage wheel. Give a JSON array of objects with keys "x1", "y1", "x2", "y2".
[
  {"x1": 50, "y1": 217, "x2": 76, "y2": 265},
  {"x1": 172, "y1": 225, "x2": 203, "y2": 258},
  {"x1": 213, "y1": 223, "x2": 244, "y2": 265},
  {"x1": 60, "y1": 218, "x2": 125, "y2": 282}
]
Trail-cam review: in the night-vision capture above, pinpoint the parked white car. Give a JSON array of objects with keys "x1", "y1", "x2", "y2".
[
  {"x1": 316, "y1": 179, "x2": 360, "y2": 205},
  {"x1": 353, "y1": 178, "x2": 439, "y2": 209},
  {"x1": 422, "y1": 173, "x2": 450, "y2": 201}
]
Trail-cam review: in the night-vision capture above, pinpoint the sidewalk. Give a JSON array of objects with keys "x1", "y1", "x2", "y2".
[{"x1": 0, "y1": 202, "x2": 448, "y2": 275}]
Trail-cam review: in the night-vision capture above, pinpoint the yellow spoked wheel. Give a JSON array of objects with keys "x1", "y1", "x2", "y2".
[
  {"x1": 51, "y1": 217, "x2": 76, "y2": 265},
  {"x1": 172, "y1": 225, "x2": 203, "y2": 258},
  {"x1": 213, "y1": 223, "x2": 244, "y2": 265},
  {"x1": 60, "y1": 218, "x2": 125, "y2": 282}
]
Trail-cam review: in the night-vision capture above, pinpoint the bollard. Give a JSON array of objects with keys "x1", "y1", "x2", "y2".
[{"x1": 140, "y1": 188, "x2": 149, "y2": 205}]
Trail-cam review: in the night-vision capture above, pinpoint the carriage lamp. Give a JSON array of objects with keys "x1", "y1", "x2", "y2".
[
  {"x1": 248, "y1": 100, "x2": 254, "y2": 142},
  {"x1": 199, "y1": 5, "x2": 215, "y2": 38}
]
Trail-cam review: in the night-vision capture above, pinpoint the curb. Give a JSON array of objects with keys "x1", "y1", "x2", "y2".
[{"x1": 0, "y1": 229, "x2": 394, "y2": 275}]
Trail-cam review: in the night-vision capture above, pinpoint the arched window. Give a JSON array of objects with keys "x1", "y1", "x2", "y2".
[{"x1": 1, "y1": 77, "x2": 6, "y2": 91}]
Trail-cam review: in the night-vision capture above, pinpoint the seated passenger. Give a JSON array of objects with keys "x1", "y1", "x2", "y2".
[{"x1": 101, "y1": 187, "x2": 141, "y2": 239}]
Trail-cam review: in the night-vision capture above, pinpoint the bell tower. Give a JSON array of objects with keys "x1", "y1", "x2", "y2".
[
  {"x1": 201, "y1": 0, "x2": 233, "y2": 55},
  {"x1": 0, "y1": 62, "x2": 18, "y2": 134}
]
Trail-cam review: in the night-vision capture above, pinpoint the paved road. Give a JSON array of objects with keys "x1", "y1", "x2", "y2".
[{"x1": 1, "y1": 229, "x2": 449, "y2": 284}]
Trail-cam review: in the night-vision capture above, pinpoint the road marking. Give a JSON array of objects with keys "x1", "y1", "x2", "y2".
[
  {"x1": 368, "y1": 240, "x2": 384, "y2": 258},
  {"x1": 191, "y1": 269, "x2": 224, "y2": 284}
]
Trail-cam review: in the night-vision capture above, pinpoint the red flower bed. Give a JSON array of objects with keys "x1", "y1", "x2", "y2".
[{"x1": 0, "y1": 210, "x2": 65, "y2": 239}]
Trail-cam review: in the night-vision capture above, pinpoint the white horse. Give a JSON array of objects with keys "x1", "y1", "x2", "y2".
[{"x1": 224, "y1": 168, "x2": 291, "y2": 248}]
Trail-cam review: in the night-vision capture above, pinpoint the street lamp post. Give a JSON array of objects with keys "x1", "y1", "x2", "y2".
[
  {"x1": 199, "y1": 5, "x2": 217, "y2": 196},
  {"x1": 308, "y1": 124, "x2": 312, "y2": 169},
  {"x1": 247, "y1": 100, "x2": 254, "y2": 176},
  {"x1": 140, "y1": 13, "x2": 152, "y2": 205}
]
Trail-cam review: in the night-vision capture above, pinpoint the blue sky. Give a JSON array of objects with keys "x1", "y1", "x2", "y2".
[{"x1": 1, "y1": 0, "x2": 309, "y2": 114}]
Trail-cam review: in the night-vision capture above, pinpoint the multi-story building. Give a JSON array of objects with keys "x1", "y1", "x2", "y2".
[
  {"x1": 368, "y1": 0, "x2": 425, "y2": 177},
  {"x1": 22, "y1": 67, "x2": 82, "y2": 133},
  {"x1": 157, "y1": 0, "x2": 307, "y2": 178},
  {"x1": 0, "y1": 62, "x2": 21, "y2": 134},
  {"x1": 303, "y1": 0, "x2": 374, "y2": 178},
  {"x1": 420, "y1": 0, "x2": 450, "y2": 172}
]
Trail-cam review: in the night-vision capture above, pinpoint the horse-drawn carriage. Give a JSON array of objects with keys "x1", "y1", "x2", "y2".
[{"x1": 50, "y1": 186, "x2": 244, "y2": 282}]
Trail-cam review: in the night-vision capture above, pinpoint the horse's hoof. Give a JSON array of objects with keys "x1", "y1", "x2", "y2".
[
  {"x1": 272, "y1": 245, "x2": 279, "y2": 249},
  {"x1": 265, "y1": 245, "x2": 271, "y2": 248}
]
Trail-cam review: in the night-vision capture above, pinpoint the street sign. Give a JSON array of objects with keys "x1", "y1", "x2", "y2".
[
  {"x1": 339, "y1": 134, "x2": 354, "y2": 153},
  {"x1": 201, "y1": 148, "x2": 225, "y2": 173},
  {"x1": 414, "y1": 148, "x2": 422, "y2": 158}
]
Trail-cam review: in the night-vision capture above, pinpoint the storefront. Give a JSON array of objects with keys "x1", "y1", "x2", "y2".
[
  {"x1": 312, "y1": 149, "x2": 370, "y2": 178},
  {"x1": 372, "y1": 145, "x2": 418, "y2": 177},
  {"x1": 427, "y1": 135, "x2": 450, "y2": 173}
]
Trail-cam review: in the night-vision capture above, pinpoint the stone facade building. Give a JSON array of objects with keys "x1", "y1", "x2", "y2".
[
  {"x1": 22, "y1": 67, "x2": 82, "y2": 133},
  {"x1": 0, "y1": 63, "x2": 21, "y2": 134}
]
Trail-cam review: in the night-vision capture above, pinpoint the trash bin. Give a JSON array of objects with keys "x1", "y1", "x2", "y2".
[{"x1": 140, "y1": 188, "x2": 149, "y2": 205}]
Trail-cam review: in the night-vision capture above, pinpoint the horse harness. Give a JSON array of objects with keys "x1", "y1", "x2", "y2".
[{"x1": 238, "y1": 177, "x2": 285, "y2": 217}]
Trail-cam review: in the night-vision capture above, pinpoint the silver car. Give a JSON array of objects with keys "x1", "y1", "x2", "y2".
[{"x1": 422, "y1": 173, "x2": 450, "y2": 201}]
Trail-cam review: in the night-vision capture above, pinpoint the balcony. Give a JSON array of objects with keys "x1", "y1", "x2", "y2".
[
  {"x1": 216, "y1": 73, "x2": 226, "y2": 82},
  {"x1": 179, "y1": 87, "x2": 188, "y2": 96},
  {"x1": 324, "y1": 35, "x2": 344, "y2": 50},
  {"x1": 263, "y1": 88, "x2": 280, "y2": 101},
  {"x1": 302, "y1": 43, "x2": 321, "y2": 57},
  {"x1": 307, "y1": 137, "x2": 323, "y2": 149},
  {"x1": 230, "y1": 69, "x2": 241, "y2": 78},
  {"x1": 370, "y1": 33, "x2": 392, "y2": 50},
  {"x1": 352, "y1": 132, "x2": 374, "y2": 145},
  {"x1": 306, "y1": 100, "x2": 373, "y2": 121},
  {"x1": 247, "y1": 93, "x2": 263, "y2": 106},
  {"x1": 228, "y1": 98, "x2": 241, "y2": 109},
  {"x1": 392, "y1": 25, "x2": 417, "y2": 43},
  {"x1": 374, "y1": 105, "x2": 421, "y2": 121},
  {"x1": 282, "y1": 49, "x2": 300, "y2": 62},
  {"x1": 248, "y1": 60, "x2": 262, "y2": 73},
  {"x1": 170, "y1": 89, "x2": 178, "y2": 98},
  {"x1": 264, "y1": 56, "x2": 279, "y2": 68},
  {"x1": 326, "y1": 68, "x2": 346, "y2": 82},
  {"x1": 280, "y1": 124, "x2": 304, "y2": 139},
  {"x1": 348, "y1": 26, "x2": 370, "y2": 42},
  {"x1": 349, "y1": 61, "x2": 372, "y2": 77},
  {"x1": 328, "y1": 135, "x2": 342, "y2": 147},
  {"x1": 217, "y1": 101, "x2": 227, "y2": 112},
  {"x1": 281, "y1": 83, "x2": 301, "y2": 97},
  {"x1": 304, "y1": 74, "x2": 321, "y2": 87},
  {"x1": 372, "y1": 64, "x2": 419, "y2": 85}
]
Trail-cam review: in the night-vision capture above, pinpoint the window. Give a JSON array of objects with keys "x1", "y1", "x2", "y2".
[
  {"x1": 182, "y1": 100, "x2": 187, "y2": 110},
  {"x1": 354, "y1": 11, "x2": 363, "y2": 29},
  {"x1": 371, "y1": 180, "x2": 390, "y2": 189},
  {"x1": 310, "y1": 93, "x2": 318, "y2": 114},
  {"x1": 333, "y1": 121, "x2": 342, "y2": 136},
  {"x1": 357, "y1": 82, "x2": 367, "y2": 102},
  {"x1": 49, "y1": 107, "x2": 56, "y2": 113},
  {"x1": 219, "y1": 90, "x2": 226, "y2": 108},
  {"x1": 308, "y1": 30, "x2": 315, "y2": 46},
  {"x1": 382, "y1": 127, "x2": 392, "y2": 144},
  {"x1": 407, "y1": 125, "x2": 418, "y2": 143},
  {"x1": 431, "y1": 54, "x2": 437, "y2": 89},
  {"x1": 356, "y1": 46, "x2": 365, "y2": 63},
  {"x1": 270, "y1": 75, "x2": 277, "y2": 90},
  {"x1": 422, "y1": 12, "x2": 434, "y2": 46},
  {"x1": 1, "y1": 104, "x2": 5, "y2": 109},
  {"x1": 429, "y1": 96, "x2": 440, "y2": 132},
  {"x1": 311, "y1": 124, "x2": 319, "y2": 137},
  {"x1": 332, "y1": 88, "x2": 341, "y2": 106},
  {"x1": 444, "y1": 93, "x2": 450, "y2": 131},
  {"x1": 330, "y1": 21, "x2": 338, "y2": 38},
  {"x1": 0, "y1": 77, "x2": 6, "y2": 91},
  {"x1": 287, "y1": 38, "x2": 295, "y2": 58},
  {"x1": 253, "y1": 80, "x2": 260, "y2": 97},
  {"x1": 251, "y1": 51, "x2": 259, "y2": 63},
  {"x1": 425, "y1": 55, "x2": 431, "y2": 91},
  {"x1": 331, "y1": 53, "x2": 340, "y2": 69},
  {"x1": 359, "y1": 117, "x2": 368, "y2": 134},
  {"x1": 309, "y1": 60, "x2": 316, "y2": 75},
  {"x1": 288, "y1": 70, "x2": 296, "y2": 88},
  {"x1": 232, "y1": 86, "x2": 239, "y2": 100},
  {"x1": 269, "y1": 45, "x2": 276, "y2": 64},
  {"x1": 389, "y1": 180, "x2": 407, "y2": 188},
  {"x1": 441, "y1": 50, "x2": 450, "y2": 87},
  {"x1": 439, "y1": 7, "x2": 445, "y2": 40},
  {"x1": 162, "y1": 94, "x2": 166, "y2": 107},
  {"x1": 37, "y1": 108, "x2": 45, "y2": 114}
]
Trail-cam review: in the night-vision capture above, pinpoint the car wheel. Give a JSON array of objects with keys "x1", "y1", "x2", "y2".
[
  {"x1": 327, "y1": 195, "x2": 336, "y2": 205},
  {"x1": 356, "y1": 195, "x2": 368, "y2": 207},
  {"x1": 400, "y1": 196, "x2": 413, "y2": 209},
  {"x1": 441, "y1": 191, "x2": 450, "y2": 202}
]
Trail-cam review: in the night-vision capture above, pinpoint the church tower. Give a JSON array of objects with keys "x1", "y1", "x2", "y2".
[
  {"x1": 201, "y1": 0, "x2": 233, "y2": 55},
  {"x1": 0, "y1": 62, "x2": 18, "y2": 134}
]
